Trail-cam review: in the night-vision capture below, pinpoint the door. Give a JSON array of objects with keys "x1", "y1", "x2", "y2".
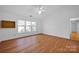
[{"x1": 70, "y1": 19, "x2": 79, "y2": 41}]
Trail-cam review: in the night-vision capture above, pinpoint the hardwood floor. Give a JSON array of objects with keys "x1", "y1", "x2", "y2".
[{"x1": 0, "y1": 34, "x2": 79, "y2": 53}]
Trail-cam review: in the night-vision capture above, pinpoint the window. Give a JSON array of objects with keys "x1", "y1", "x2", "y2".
[
  {"x1": 17, "y1": 20, "x2": 37, "y2": 33},
  {"x1": 18, "y1": 26, "x2": 25, "y2": 33},
  {"x1": 26, "y1": 21, "x2": 31, "y2": 32},
  {"x1": 18, "y1": 20, "x2": 25, "y2": 33},
  {"x1": 31, "y1": 22, "x2": 36, "y2": 31}
]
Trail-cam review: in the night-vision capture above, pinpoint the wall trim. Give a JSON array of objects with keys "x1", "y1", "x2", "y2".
[
  {"x1": 42, "y1": 33, "x2": 69, "y2": 40},
  {"x1": 1, "y1": 33, "x2": 78, "y2": 43},
  {"x1": 1, "y1": 33, "x2": 43, "y2": 42}
]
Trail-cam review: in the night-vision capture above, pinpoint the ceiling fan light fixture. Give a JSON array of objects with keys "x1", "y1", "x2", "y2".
[
  {"x1": 39, "y1": 6, "x2": 44, "y2": 10},
  {"x1": 38, "y1": 10, "x2": 42, "y2": 15}
]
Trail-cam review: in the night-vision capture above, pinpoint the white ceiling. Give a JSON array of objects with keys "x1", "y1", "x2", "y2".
[
  {"x1": 0, "y1": 5, "x2": 79, "y2": 20},
  {"x1": 0, "y1": 5, "x2": 63, "y2": 19},
  {"x1": 0, "y1": 5, "x2": 47, "y2": 19}
]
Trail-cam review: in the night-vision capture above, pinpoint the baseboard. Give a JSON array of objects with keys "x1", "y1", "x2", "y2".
[
  {"x1": 0, "y1": 33, "x2": 71, "y2": 43},
  {"x1": 42, "y1": 33, "x2": 69, "y2": 40},
  {"x1": 12, "y1": 33, "x2": 43, "y2": 39},
  {"x1": 1, "y1": 33, "x2": 43, "y2": 42}
]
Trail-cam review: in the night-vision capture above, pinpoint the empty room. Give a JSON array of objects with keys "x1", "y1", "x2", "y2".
[{"x1": 0, "y1": 5, "x2": 79, "y2": 53}]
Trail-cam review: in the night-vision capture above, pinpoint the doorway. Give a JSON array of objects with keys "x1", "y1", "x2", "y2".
[{"x1": 70, "y1": 18, "x2": 79, "y2": 41}]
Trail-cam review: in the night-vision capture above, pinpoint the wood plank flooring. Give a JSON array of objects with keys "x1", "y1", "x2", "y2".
[{"x1": 0, "y1": 34, "x2": 79, "y2": 53}]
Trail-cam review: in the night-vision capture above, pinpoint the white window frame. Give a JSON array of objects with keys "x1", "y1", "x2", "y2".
[
  {"x1": 17, "y1": 20, "x2": 37, "y2": 33},
  {"x1": 17, "y1": 20, "x2": 25, "y2": 33},
  {"x1": 26, "y1": 21, "x2": 31, "y2": 32},
  {"x1": 31, "y1": 22, "x2": 37, "y2": 31}
]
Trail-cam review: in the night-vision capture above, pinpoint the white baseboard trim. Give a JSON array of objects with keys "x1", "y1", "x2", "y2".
[{"x1": 43, "y1": 33, "x2": 70, "y2": 39}]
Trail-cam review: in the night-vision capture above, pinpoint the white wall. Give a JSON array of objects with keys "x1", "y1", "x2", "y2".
[
  {"x1": 77, "y1": 21, "x2": 79, "y2": 33},
  {"x1": 0, "y1": 6, "x2": 42, "y2": 41},
  {"x1": 43, "y1": 5, "x2": 79, "y2": 39},
  {"x1": 1, "y1": 5, "x2": 79, "y2": 41}
]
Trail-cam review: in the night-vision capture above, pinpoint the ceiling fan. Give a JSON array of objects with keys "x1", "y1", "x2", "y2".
[{"x1": 32, "y1": 5, "x2": 46, "y2": 15}]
